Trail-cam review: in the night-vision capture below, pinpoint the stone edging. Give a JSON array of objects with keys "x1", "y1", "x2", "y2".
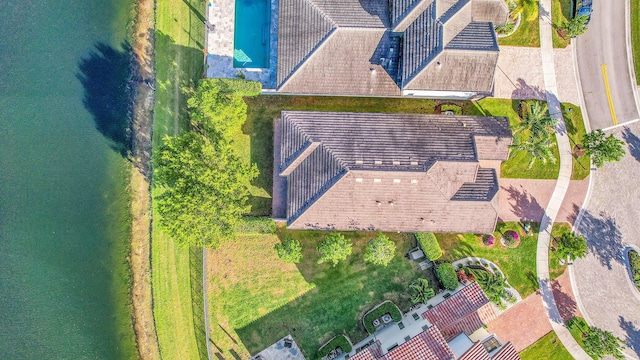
[{"x1": 496, "y1": 13, "x2": 522, "y2": 38}]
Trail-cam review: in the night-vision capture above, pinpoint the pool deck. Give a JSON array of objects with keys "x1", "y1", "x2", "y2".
[{"x1": 206, "y1": 0, "x2": 278, "y2": 89}]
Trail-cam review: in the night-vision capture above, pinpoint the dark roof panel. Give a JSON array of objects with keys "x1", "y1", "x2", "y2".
[{"x1": 446, "y1": 21, "x2": 499, "y2": 51}]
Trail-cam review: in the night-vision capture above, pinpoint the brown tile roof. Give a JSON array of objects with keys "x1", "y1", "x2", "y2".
[
  {"x1": 422, "y1": 283, "x2": 498, "y2": 341},
  {"x1": 279, "y1": 111, "x2": 511, "y2": 232},
  {"x1": 490, "y1": 342, "x2": 520, "y2": 360},
  {"x1": 472, "y1": 0, "x2": 509, "y2": 26},
  {"x1": 381, "y1": 325, "x2": 455, "y2": 360},
  {"x1": 277, "y1": 0, "x2": 503, "y2": 96}
]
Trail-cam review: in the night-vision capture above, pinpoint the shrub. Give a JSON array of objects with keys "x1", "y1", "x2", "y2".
[
  {"x1": 473, "y1": 270, "x2": 508, "y2": 304},
  {"x1": 583, "y1": 326, "x2": 625, "y2": 359},
  {"x1": 235, "y1": 217, "x2": 276, "y2": 234},
  {"x1": 440, "y1": 103, "x2": 463, "y2": 115},
  {"x1": 436, "y1": 263, "x2": 459, "y2": 290},
  {"x1": 483, "y1": 234, "x2": 495, "y2": 247},
  {"x1": 317, "y1": 233, "x2": 352, "y2": 266},
  {"x1": 555, "y1": 231, "x2": 588, "y2": 261},
  {"x1": 362, "y1": 301, "x2": 402, "y2": 334},
  {"x1": 274, "y1": 237, "x2": 303, "y2": 263},
  {"x1": 629, "y1": 250, "x2": 640, "y2": 289},
  {"x1": 501, "y1": 230, "x2": 520, "y2": 248},
  {"x1": 317, "y1": 334, "x2": 352, "y2": 358},
  {"x1": 415, "y1": 232, "x2": 443, "y2": 261},
  {"x1": 364, "y1": 233, "x2": 396, "y2": 266},
  {"x1": 410, "y1": 278, "x2": 435, "y2": 304}
]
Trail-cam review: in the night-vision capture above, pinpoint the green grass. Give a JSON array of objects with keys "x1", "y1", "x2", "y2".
[
  {"x1": 562, "y1": 103, "x2": 590, "y2": 179},
  {"x1": 632, "y1": 0, "x2": 640, "y2": 84},
  {"x1": 566, "y1": 317, "x2": 588, "y2": 350},
  {"x1": 207, "y1": 229, "x2": 425, "y2": 359},
  {"x1": 498, "y1": 9, "x2": 540, "y2": 47},
  {"x1": 552, "y1": 0, "x2": 573, "y2": 48},
  {"x1": 437, "y1": 222, "x2": 569, "y2": 298},
  {"x1": 519, "y1": 331, "x2": 574, "y2": 360},
  {"x1": 152, "y1": 0, "x2": 206, "y2": 359}
]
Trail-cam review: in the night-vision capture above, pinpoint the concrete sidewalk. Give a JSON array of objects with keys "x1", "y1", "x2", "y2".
[{"x1": 535, "y1": 0, "x2": 592, "y2": 358}]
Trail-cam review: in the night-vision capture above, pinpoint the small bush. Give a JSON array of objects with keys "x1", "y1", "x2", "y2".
[
  {"x1": 501, "y1": 230, "x2": 521, "y2": 248},
  {"x1": 362, "y1": 301, "x2": 402, "y2": 334},
  {"x1": 317, "y1": 334, "x2": 352, "y2": 358},
  {"x1": 317, "y1": 233, "x2": 352, "y2": 266},
  {"x1": 415, "y1": 232, "x2": 443, "y2": 261},
  {"x1": 483, "y1": 234, "x2": 495, "y2": 247},
  {"x1": 436, "y1": 263, "x2": 459, "y2": 290},
  {"x1": 364, "y1": 233, "x2": 396, "y2": 266},
  {"x1": 629, "y1": 250, "x2": 640, "y2": 289},
  {"x1": 410, "y1": 278, "x2": 435, "y2": 304},
  {"x1": 274, "y1": 237, "x2": 303, "y2": 263},
  {"x1": 235, "y1": 217, "x2": 276, "y2": 234}
]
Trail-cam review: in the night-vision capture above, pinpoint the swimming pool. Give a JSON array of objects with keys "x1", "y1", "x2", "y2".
[{"x1": 233, "y1": 0, "x2": 271, "y2": 68}]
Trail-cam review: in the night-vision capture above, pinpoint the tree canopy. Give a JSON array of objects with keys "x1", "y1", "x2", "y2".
[
  {"x1": 154, "y1": 79, "x2": 261, "y2": 248},
  {"x1": 275, "y1": 237, "x2": 303, "y2": 263},
  {"x1": 563, "y1": 15, "x2": 589, "y2": 38},
  {"x1": 317, "y1": 233, "x2": 352, "y2": 266},
  {"x1": 583, "y1": 326, "x2": 625, "y2": 359},
  {"x1": 363, "y1": 233, "x2": 396, "y2": 266},
  {"x1": 155, "y1": 131, "x2": 258, "y2": 247},
  {"x1": 582, "y1": 130, "x2": 626, "y2": 167},
  {"x1": 516, "y1": 101, "x2": 558, "y2": 139},
  {"x1": 555, "y1": 231, "x2": 588, "y2": 261}
]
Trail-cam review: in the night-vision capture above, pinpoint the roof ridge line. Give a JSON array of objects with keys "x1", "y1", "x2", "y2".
[{"x1": 287, "y1": 168, "x2": 349, "y2": 227}]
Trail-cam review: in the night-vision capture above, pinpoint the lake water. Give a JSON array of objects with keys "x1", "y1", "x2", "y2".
[{"x1": 0, "y1": 0, "x2": 138, "y2": 358}]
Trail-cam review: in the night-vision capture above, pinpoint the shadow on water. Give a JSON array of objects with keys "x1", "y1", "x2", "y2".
[{"x1": 77, "y1": 42, "x2": 134, "y2": 158}]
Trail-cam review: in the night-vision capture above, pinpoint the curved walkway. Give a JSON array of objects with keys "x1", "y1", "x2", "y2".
[{"x1": 536, "y1": 1, "x2": 592, "y2": 358}]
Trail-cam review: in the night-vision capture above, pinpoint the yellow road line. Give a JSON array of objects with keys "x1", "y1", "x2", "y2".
[{"x1": 601, "y1": 64, "x2": 618, "y2": 125}]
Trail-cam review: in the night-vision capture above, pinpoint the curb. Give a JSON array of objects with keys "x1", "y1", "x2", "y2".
[{"x1": 625, "y1": 0, "x2": 640, "y2": 117}]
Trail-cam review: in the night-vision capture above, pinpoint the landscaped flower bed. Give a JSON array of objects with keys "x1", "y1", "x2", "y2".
[
  {"x1": 362, "y1": 301, "x2": 402, "y2": 334},
  {"x1": 483, "y1": 234, "x2": 496, "y2": 247},
  {"x1": 500, "y1": 230, "x2": 520, "y2": 248},
  {"x1": 318, "y1": 334, "x2": 352, "y2": 359},
  {"x1": 628, "y1": 250, "x2": 640, "y2": 290}
]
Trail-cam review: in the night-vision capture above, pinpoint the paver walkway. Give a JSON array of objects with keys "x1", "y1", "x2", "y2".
[
  {"x1": 494, "y1": 46, "x2": 580, "y2": 104},
  {"x1": 487, "y1": 273, "x2": 581, "y2": 352},
  {"x1": 498, "y1": 178, "x2": 588, "y2": 224},
  {"x1": 536, "y1": 0, "x2": 592, "y2": 357},
  {"x1": 573, "y1": 122, "x2": 640, "y2": 359}
]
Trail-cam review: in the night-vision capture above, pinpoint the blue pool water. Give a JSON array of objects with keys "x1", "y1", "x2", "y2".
[{"x1": 233, "y1": 0, "x2": 271, "y2": 68}]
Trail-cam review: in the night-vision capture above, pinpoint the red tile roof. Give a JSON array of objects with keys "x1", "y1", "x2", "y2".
[
  {"x1": 422, "y1": 283, "x2": 497, "y2": 340},
  {"x1": 458, "y1": 341, "x2": 491, "y2": 360},
  {"x1": 380, "y1": 325, "x2": 454, "y2": 360},
  {"x1": 350, "y1": 342, "x2": 384, "y2": 360},
  {"x1": 490, "y1": 342, "x2": 520, "y2": 360}
]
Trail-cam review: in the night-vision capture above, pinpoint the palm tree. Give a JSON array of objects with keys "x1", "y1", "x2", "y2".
[
  {"x1": 516, "y1": 101, "x2": 558, "y2": 139},
  {"x1": 473, "y1": 271, "x2": 508, "y2": 304},
  {"x1": 409, "y1": 278, "x2": 435, "y2": 304},
  {"x1": 512, "y1": 0, "x2": 539, "y2": 22},
  {"x1": 510, "y1": 136, "x2": 557, "y2": 168}
]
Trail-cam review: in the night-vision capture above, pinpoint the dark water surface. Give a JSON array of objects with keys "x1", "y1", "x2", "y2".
[{"x1": 0, "y1": 0, "x2": 138, "y2": 358}]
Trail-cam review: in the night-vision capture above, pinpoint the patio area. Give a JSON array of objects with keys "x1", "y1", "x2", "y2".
[
  {"x1": 251, "y1": 335, "x2": 306, "y2": 360},
  {"x1": 205, "y1": 0, "x2": 278, "y2": 88}
]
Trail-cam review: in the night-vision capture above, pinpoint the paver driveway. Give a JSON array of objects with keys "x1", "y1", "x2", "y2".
[{"x1": 573, "y1": 121, "x2": 640, "y2": 359}]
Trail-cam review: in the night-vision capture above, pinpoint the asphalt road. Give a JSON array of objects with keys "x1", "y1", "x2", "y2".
[{"x1": 575, "y1": 0, "x2": 639, "y2": 129}]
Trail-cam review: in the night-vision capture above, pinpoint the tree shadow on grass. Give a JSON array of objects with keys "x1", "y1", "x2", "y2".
[
  {"x1": 77, "y1": 42, "x2": 134, "y2": 158},
  {"x1": 190, "y1": 247, "x2": 209, "y2": 360},
  {"x1": 619, "y1": 316, "x2": 640, "y2": 357},
  {"x1": 242, "y1": 101, "x2": 275, "y2": 216},
  {"x1": 576, "y1": 209, "x2": 624, "y2": 270}
]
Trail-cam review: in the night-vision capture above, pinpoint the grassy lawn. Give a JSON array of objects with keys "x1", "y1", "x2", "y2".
[
  {"x1": 151, "y1": 0, "x2": 206, "y2": 359},
  {"x1": 562, "y1": 103, "x2": 590, "y2": 179},
  {"x1": 552, "y1": 0, "x2": 573, "y2": 48},
  {"x1": 519, "y1": 331, "x2": 574, "y2": 360},
  {"x1": 437, "y1": 222, "x2": 569, "y2": 298},
  {"x1": 566, "y1": 317, "x2": 588, "y2": 349},
  {"x1": 498, "y1": 9, "x2": 540, "y2": 47},
  {"x1": 206, "y1": 229, "x2": 425, "y2": 359},
  {"x1": 632, "y1": 0, "x2": 640, "y2": 84}
]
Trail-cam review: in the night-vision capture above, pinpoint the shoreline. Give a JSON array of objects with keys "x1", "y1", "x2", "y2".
[{"x1": 128, "y1": 0, "x2": 160, "y2": 358}]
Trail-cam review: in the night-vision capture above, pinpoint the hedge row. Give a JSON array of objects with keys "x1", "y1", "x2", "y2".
[
  {"x1": 629, "y1": 250, "x2": 640, "y2": 289},
  {"x1": 235, "y1": 217, "x2": 276, "y2": 234},
  {"x1": 415, "y1": 232, "x2": 443, "y2": 261},
  {"x1": 317, "y1": 334, "x2": 352, "y2": 358},
  {"x1": 362, "y1": 301, "x2": 402, "y2": 334},
  {"x1": 436, "y1": 263, "x2": 459, "y2": 290}
]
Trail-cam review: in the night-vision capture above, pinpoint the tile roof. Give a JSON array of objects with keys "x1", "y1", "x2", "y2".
[
  {"x1": 381, "y1": 325, "x2": 455, "y2": 360},
  {"x1": 277, "y1": 0, "x2": 503, "y2": 96},
  {"x1": 472, "y1": 0, "x2": 509, "y2": 26},
  {"x1": 422, "y1": 283, "x2": 498, "y2": 341},
  {"x1": 279, "y1": 111, "x2": 511, "y2": 232},
  {"x1": 458, "y1": 341, "x2": 491, "y2": 360},
  {"x1": 490, "y1": 342, "x2": 520, "y2": 360}
]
